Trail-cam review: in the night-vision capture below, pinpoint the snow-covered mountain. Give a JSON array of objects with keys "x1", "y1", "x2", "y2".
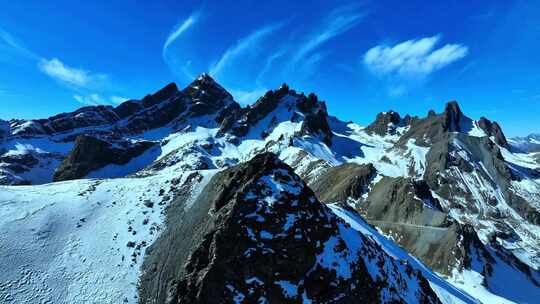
[
  {"x1": 509, "y1": 134, "x2": 540, "y2": 153},
  {"x1": 1, "y1": 74, "x2": 539, "y2": 303}
]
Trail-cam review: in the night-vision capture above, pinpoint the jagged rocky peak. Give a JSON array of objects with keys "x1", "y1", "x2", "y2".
[
  {"x1": 398, "y1": 100, "x2": 478, "y2": 146},
  {"x1": 365, "y1": 110, "x2": 413, "y2": 136},
  {"x1": 184, "y1": 73, "x2": 234, "y2": 112},
  {"x1": 442, "y1": 100, "x2": 463, "y2": 132},
  {"x1": 477, "y1": 116, "x2": 508, "y2": 147},
  {"x1": 141, "y1": 82, "x2": 179, "y2": 107},
  {"x1": 217, "y1": 83, "x2": 333, "y2": 145},
  {"x1": 139, "y1": 152, "x2": 440, "y2": 303}
]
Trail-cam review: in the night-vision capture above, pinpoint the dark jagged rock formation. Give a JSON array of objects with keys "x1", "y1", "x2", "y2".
[
  {"x1": 53, "y1": 135, "x2": 155, "y2": 181},
  {"x1": 298, "y1": 102, "x2": 333, "y2": 146},
  {"x1": 358, "y1": 176, "x2": 501, "y2": 276},
  {"x1": 477, "y1": 117, "x2": 508, "y2": 147},
  {"x1": 217, "y1": 85, "x2": 333, "y2": 145},
  {"x1": 310, "y1": 163, "x2": 377, "y2": 204},
  {"x1": 361, "y1": 176, "x2": 448, "y2": 228},
  {"x1": 442, "y1": 101, "x2": 464, "y2": 132},
  {"x1": 183, "y1": 73, "x2": 235, "y2": 117},
  {"x1": 398, "y1": 101, "x2": 466, "y2": 146},
  {"x1": 7, "y1": 75, "x2": 235, "y2": 139},
  {"x1": 139, "y1": 153, "x2": 440, "y2": 304},
  {"x1": 365, "y1": 111, "x2": 413, "y2": 137},
  {"x1": 397, "y1": 101, "x2": 509, "y2": 150},
  {"x1": 141, "y1": 83, "x2": 179, "y2": 108}
]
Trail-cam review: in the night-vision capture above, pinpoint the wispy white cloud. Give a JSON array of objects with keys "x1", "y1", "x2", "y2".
[
  {"x1": 209, "y1": 22, "x2": 284, "y2": 78},
  {"x1": 163, "y1": 11, "x2": 200, "y2": 59},
  {"x1": 256, "y1": 48, "x2": 286, "y2": 85},
  {"x1": 38, "y1": 58, "x2": 107, "y2": 88},
  {"x1": 74, "y1": 94, "x2": 129, "y2": 106},
  {"x1": 363, "y1": 35, "x2": 468, "y2": 78},
  {"x1": 74, "y1": 93, "x2": 105, "y2": 106},
  {"x1": 0, "y1": 28, "x2": 37, "y2": 60},
  {"x1": 291, "y1": 5, "x2": 365, "y2": 65}
]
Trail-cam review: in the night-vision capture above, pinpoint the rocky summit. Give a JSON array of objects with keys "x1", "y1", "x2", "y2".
[{"x1": 1, "y1": 74, "x2": 539, "y2": 304}]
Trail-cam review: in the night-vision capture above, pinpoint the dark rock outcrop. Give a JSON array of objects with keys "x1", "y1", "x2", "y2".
[
  {"x1": 365, "y1": 111, "x2": 412, "y2": 137},
  {"x1": 361, "y1": 176, "x2": 448, "y2": 228},
  {"x1": 217, "y1": 85, "x2": 333, "y2": 145},
  {"x1": 53, "y1": 135, "x2": 155, "y2": 181},
  {"x1": 139, "y1": 153, "x2": 440, "y2": 304},
  {"x1": 477, "y1": 117, "x2": 508, "y2": 147},
  {"x1": 183, "y1": 74, "x2": 234, "y2": 117},
  {"x1": 310, "y1": 163, "x2": 377, "y2": 204},
  {"x1": 141, "y1": 82, "x2": 179, "y2": 108},
  {"x1": 359, "y1": 176, "x2": 498, "y2": 276}
]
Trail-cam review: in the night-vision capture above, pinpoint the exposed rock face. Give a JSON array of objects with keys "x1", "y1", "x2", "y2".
[
  {"x1": 298, "y1": 104, "x2": 333, "y2": 146},
  {"x1": 217, "y1": 85, "x2": 333, "y2": 145},
  {"x1": 358, "y1": 176, "x2": 510, "y2": 278},
  {"x1": 477, "y1": 117, "x2": 508, "y2": 147},
  {"x1": 183, "y1": 73, "x2": 235, "y2": 117},
  {"x1": 310, "y1": 163, "x2": 376, "y2": 204},
  {"x1": 53, "y1": 135, "x2": 155, "y2": 181},
  {"x1": 421, "y1": 133, "x2": 540, "y2": 225},
  {"x1": 398, "y1": 101, "x2": 470, "y2": 146},
  {"x1": 365, "y1": 111, "x2": 412, "y2": 136},
  {"x1": 442, "y1": 101, "x2": 463, "y2": 132},
  {"x1": 141, "y1": 83, "x2": 179, "y2": 108},
  {"x1": 139, "y1": 153, "x2": 440, "y2": 304},
  {"x1": 361, "y1": 176, "x2": 448, "y2": 228}
]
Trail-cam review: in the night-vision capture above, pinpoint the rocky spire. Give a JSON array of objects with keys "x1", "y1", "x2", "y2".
[
  {"x1": 183, "y1": 73, "x2": 235, "y2": 116},
  {"x1": 365, "y1": 110, "x2": 404, "y2": 136},
  {"x1": 478, "y1": 116, "x2": 508, "y2": 147},
  {"x1": 442, "y1": 101, "x2": 464, "y2": 132}
]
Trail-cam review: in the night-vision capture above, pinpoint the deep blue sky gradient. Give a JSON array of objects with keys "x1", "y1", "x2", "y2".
[{"x1": 0, "y1": 0, "x2": 539, "y2": 136}]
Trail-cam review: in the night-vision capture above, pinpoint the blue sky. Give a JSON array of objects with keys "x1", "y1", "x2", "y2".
[{"x1": 0, "y1": 1, "x2": 539, "y2": 136}]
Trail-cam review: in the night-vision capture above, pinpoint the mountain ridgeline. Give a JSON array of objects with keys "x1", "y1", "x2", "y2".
[{"x1": 0, "y1": 74, "x2": 539, "y2": 303}]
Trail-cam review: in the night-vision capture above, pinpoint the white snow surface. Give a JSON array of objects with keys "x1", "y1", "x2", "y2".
[{"x1": 0, "y1": 170, "x2": 214, "y2": 303}]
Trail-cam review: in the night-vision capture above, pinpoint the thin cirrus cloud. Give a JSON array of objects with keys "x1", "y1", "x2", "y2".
[
  {"x1": 74, "y1": 94, "x2": 129, "y2": 106},
  {"x1": 0, "y1": 28, "x2": 37, "y2": 61},
  {"x1": 73, "y1": 93, "x2": 106, "y2": 106},
  {"x1": 209, "y1": 22, "x2": 285, "y2": 78},
  {"x1": 363, "y1": 35, "x2": 469, "y2": 78},
  {"x1": 162, "y1": 11, "x2": 200, "y2": 60},
  {"x1": 291, "y1": 5, "x2": 366, "y2": 65}
]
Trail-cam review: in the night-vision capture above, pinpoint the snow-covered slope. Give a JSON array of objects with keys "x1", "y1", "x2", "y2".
[
  {"x1": 509, "y1": 133, "x2": 540, "y2": 153},
  {"x1": 0, "y1": 170, "x2": 215, "y2": 303}
]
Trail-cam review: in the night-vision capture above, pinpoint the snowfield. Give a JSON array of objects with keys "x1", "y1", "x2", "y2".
[{"x1": 0, "y1": 170, "x2": 214, "y2": 303}]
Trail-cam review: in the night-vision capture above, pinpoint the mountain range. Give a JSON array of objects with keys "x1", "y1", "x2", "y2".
[{"x1": 0, "y1": 74, "x2": 539, "y2": 303}]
